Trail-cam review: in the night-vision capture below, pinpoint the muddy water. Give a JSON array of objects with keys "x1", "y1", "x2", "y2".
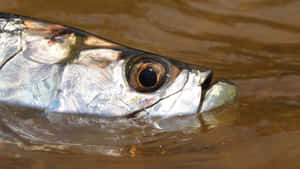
[{"x1": 1, "y1": 0, "x2": 300, "y2": 168}]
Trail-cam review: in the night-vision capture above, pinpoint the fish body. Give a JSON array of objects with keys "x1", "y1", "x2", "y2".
[{"x1": 0, "y1": 13, "x2": 237, "y2": 118}]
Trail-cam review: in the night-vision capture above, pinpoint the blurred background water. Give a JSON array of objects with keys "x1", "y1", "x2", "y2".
[{"x1": 1, "y1": 0, "x2": 300, "y2": 168}]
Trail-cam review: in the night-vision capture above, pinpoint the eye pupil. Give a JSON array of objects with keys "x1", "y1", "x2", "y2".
[{"x1": 139, "y1": 67, "x2": 157, "y2": 87}]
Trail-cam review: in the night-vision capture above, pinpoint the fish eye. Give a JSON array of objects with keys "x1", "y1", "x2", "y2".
[
  {"x1": 138, "y1": 67, "x2": 157, "y2": 87},
  {"x1": 126, "y1": 55, "x2": 168, "y2": 92}
]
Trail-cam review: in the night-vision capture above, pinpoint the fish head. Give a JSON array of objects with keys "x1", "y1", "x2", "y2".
[
  {"x1": 19, "y1": 19, "x2": 236, "y2": 117},
  {"x1": 0, "y1": 14, "x2": 236, "y2": 118}
]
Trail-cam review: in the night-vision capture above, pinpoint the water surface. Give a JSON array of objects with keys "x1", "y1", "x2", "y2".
[{"x1": 1, "y1": 0, "x2": 300, "y2": 168}]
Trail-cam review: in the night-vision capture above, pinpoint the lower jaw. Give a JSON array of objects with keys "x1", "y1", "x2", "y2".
[{"x1": 200, "y1": 80, "x2": 237, "y2": 113}]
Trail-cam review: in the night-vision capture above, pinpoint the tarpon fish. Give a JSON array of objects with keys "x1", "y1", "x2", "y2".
[{"x1": 0, "y1": 13, "x2": 237, "y2": 118}]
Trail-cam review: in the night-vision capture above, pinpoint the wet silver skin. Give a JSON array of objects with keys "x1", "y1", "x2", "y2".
[{"x1": 0, "y1": 13, "x2": 237, "y2": 118}]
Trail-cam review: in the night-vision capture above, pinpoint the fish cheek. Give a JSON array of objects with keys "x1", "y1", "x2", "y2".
[
  {"x1": 120, "y1": 70, "x2": 189, "y2": 117},
  {"x1": 143, "y1": 70, "x2": 202, "y2": 117}
]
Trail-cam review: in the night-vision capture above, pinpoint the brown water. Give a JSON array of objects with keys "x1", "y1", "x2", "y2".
[{"x1": 1, "y1": 0, "x2": 300, "y2": 168}]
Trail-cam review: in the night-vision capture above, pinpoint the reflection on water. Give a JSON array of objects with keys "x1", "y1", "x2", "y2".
[{"x1": 1, "y1": 0, "x2": 300, "y2": 168}]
